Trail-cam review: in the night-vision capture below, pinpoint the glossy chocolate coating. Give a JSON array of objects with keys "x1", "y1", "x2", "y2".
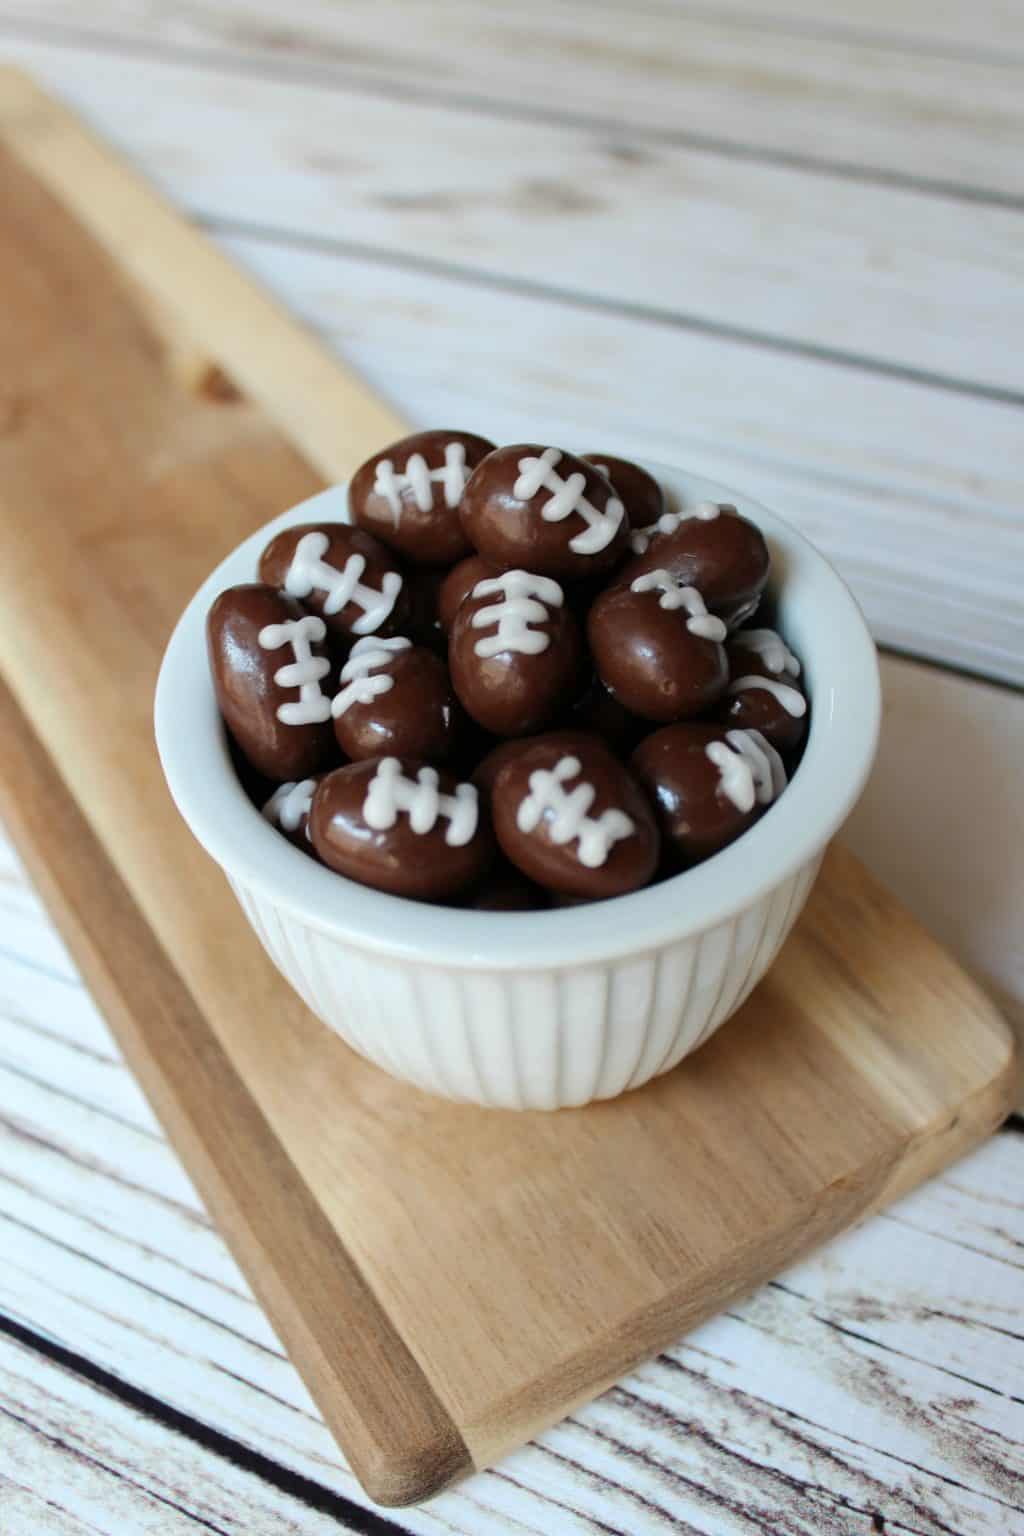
[
  {"x1": 332, "y1": 640, "x2": 460, "y2": 763},
  {"x1": 583, "y1": 453, "x2": 665, "y2": 531},
  {"x1": 349, "y1": 430, "x2": 495, "y2": 565},
  {"x1": 491, "y1": 732, "x2": 659, "y2": 899},
  {"x1": 437, "y1": 554, "x2": 498, "y2": 631},
  {"x1": 631, "y1": 722, "x2": 761, "y2": 865},
  {"x1": 472, "y1": 729, "x2": 603, "y2": 801},
  {"x1": 587, "y1": 581, "x2": 728, "y2": 722},
  {"x1": 207, "y1": 584, "x2": 336, "y2": 781},
  {"x1": 450, "y1": 573, "x2": 582, "y2": 736},
  {"x1": 309, "y1": 758, "x2": 493, "y2": 899},
  {"x1": 460, "y1": 444, "x2": 630, "y2": 581},
  {"x1": 622, "y1": 505, "x2": 769, "y2": 627},
  {"x1": 259, "y1": 522, "x2": 410, "y2": 639},
  {"x1": 717, "y1": 641, "x2": 808, "y2": 753}
]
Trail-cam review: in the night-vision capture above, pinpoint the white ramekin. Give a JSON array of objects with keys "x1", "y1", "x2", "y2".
[{"x1": 155, "y1": 462, "x2": 880, "y2": 1109}]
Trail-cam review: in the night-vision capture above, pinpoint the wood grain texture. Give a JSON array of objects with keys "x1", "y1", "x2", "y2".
[
  {"x1": 0, "y1": 681, "x2": 469, "y2": 1510},
  {"x1": 215, "y1": 231, "x2": 1024, "y2": 685},
  {"x1": 1, "y1": 1330, "x2": 363, "y2": 1536},
  {"x1": 2, "y1": 36, "x2": 1022, "y2": 691},
  {"x1": 1, "y1": 36, "x2": 1021, "y2": 398},
  {"x1": 5, "y1": 0, "x2": 1023, "y2": 198},
  {"x1": 0, "y1": 69, "x2": 1017, "y2": 1510},
  {"x1": 4, "y1": 838, "x2": 1023, "y2": 1534},
  {"x1": 3, "y1": 839, "x2": 1023, "y2": 1533}
]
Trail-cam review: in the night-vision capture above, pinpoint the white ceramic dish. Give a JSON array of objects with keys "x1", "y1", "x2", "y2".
[{"x1": 155, "y1": 462, "x2": 880, "y2": 1109}]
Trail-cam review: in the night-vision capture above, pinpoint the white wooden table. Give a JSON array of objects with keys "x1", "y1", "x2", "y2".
[{"x1": 2, "y1": 4, "x2": 1023, "y2": 1531}]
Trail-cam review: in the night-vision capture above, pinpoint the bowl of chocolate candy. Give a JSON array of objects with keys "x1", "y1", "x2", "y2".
[{"x1": 156, "y1": 434, "x2": 880, "y2": 1109}]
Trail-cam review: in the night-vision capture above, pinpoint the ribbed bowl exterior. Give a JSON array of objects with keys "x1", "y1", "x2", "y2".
[{"x1": 229, "y1": 851, "x2": 823, "y2": 1109}]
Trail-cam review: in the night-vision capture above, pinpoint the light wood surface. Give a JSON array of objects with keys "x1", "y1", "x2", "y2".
[
  {"x1": 0, "y1": 66, "x2": 1016, "y2": 1509},
  {"x1": 1, "y1": 18, "x2": 1023, "y2": 685},
  {"x1": 2, "y1": 8, "x2": 1023, "y2": 1531}
]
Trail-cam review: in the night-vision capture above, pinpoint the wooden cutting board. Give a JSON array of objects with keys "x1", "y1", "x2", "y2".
[{"x1": 0, "y1": 69, "x2": 1015, "y2": 1508}]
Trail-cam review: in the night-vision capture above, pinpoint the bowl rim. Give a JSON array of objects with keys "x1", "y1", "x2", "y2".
[{"x1": 154, "y1": 458, "x2": 880, "y2": 970}]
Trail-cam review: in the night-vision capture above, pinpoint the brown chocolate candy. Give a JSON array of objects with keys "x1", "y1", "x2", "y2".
[
  {"x1": 583, "y1": 453, "x2": 665, "y2": 531},
  {"x1": 259, "y1": 522, "x2": 410, "y2": 639},
  {"x1": 331, "y1": 636, "x2": 459, "y2": 763},
  {"x1": 437, "y1": 554, "x2": 499, "y2": 631},
  {"x1": 261, "y1": 775, "x2": 323, "y2": 855},
  {"x1": 623, "y1": 503, "x2": 769, "y2": 628},
  {"x1": 472, "y1": 729, "x2": 603, "y2": 801},
  {"x1": 450, "y1": 569, "x2": 582, "y2": 736},
  {"x1": 309, "y1": 757, "x2": 493, "y2": 900},
  {"x1": 207, "y1": 584, "x2": 336, "y2": 781},
  {"x1": 491, "y1": 732, "x2": 659, "y2": 900},
  {"x1": 717, "y1": 629, "x2": 808, "y2": 753},
  {"x1": 348, "y1": 430, "x2": 495, "y2": 565},
  {"x1": 631, "y1": 723, "x2": 786, "y2": 865},
  {"x1": 587, "y1": 574, "x2": 729, "y2": 723},
  {"x1": 460, "y1": 444, "x2": 630, "y2": 580}
]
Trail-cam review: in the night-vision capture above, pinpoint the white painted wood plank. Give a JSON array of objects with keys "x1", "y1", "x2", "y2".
[
  {"x1": 1, "y1": 976, "x2": 1021, "y2": 1531},
  {"x1": 207, "y1": 231, "x2": 1024, "y2": 683},
  {"x1": 0, "y1": 1482, "x2": 101, "y2": 1536},
  {"x1": 3, "y1": 1077, "x2": 1022, "y2": 1536},
  {"x1": 2, "y1": 36, "x2": 1022, "y2": 396},
  {"x1": 0, "y1": 1332, "x2": 359, "y2": 1535},
  {"x1": 624, "y1": 0, "x2": 1024, "y2": 55},
  {"x1": 1, "y1": 650, "x2": 1023, "y2": 1532},
  {"x1": 5, "y1": 0, "x2": 1023, "y2": 200}
]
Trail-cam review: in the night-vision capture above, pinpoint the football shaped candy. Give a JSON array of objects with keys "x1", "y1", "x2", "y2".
[
  {"x1": 717, "y1": 628, "x2": 808, "y2": 752},
  {"x1": 207, "y1": 584, "x2": 336, "y2": 781},
  {"x1": 583, "y1": 453, "x2": 665, "y2": 533},
  {"x1": 459, "y1": 444, "x2": 630, "y2": 580},
  {"x1": 490, "y1": 731, "x2": 659, "y2": 900},
  {"x1": 450, "y1": 569, "x2": 582, "y2": 736},
  {"x1": 259, "y1": 522, "x2": 410, "y2": 639},
  {"x1": 308, "y1": 757, "x2": 493, "y2": 899},
  {"x1": 587, "y1": 570, "x2": 728, "y2": 722},
  {"x1": 623, "y1": 501, "x2": 769, "y2": 628},
  {"x1": 261, "y1": 776, "x2": 323, "y2": 855},
  {"x1": 331, "y1": 635, "x2": 460, "y2": 763},
  {"x1": 631, "y1": 722, "x2": 786, "y2": 865},
  {"x1": 349, "y1": 429, "x2": 495, "y2": 565}
]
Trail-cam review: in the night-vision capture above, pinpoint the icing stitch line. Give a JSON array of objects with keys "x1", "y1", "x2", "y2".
[
  {"x1": 470, "y1": 570, "x2": 564, "y2": 658},
  {"x1": 363, "y1": 757, "x2": 478, "y2": 847},
  {"x1": 373, "y1": 442, "x2": 468, "y2": 526},
  {"x1": 731, "y1": 628, "x2": 801, "y2": 677},
  {"x1": 514, "y1": 448, "x2": 624, "y2": 556},
  {"x1": 284, "y1": 530, "x2": 402, "y2": 635},
  {"x1": 516, "y1": 755, "x2": 635, "y2": 869},
  {"x1": 630, "y1": 499, "x2": 721, "y2": 554},
  {"x1": 728, "y1": 674, "x2": 806, "y2": 717},
  {"x1": 332, "y1": 635, "x2": 411, "y2": 717},
  {"x1": 629, "y1": 572, "x2": 727, "y2": 641},
  {"x1": 706, "y1": 729, "x2": 787, "y2": 813},
  {"x1": 262, "y1": 779, "x2": 317, "y2": 833},
  {"x1": 258, "y1": 615, "x2": 332, "y2": 725}
]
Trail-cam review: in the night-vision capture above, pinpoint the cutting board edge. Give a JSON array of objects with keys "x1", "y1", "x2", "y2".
[
  {"x1": 0, "y1": 67, "x2": 1017, "y2": 1506},
  {"x1": 4, "y1": 695, "x2": 1014, "y2": 1496},
  {"x1": 456, "y1": 1046, "x2": 1016, "y2": 1466},
  {"x1": 0, "y1": 681, "x2": 473, "y2": 1509}
]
